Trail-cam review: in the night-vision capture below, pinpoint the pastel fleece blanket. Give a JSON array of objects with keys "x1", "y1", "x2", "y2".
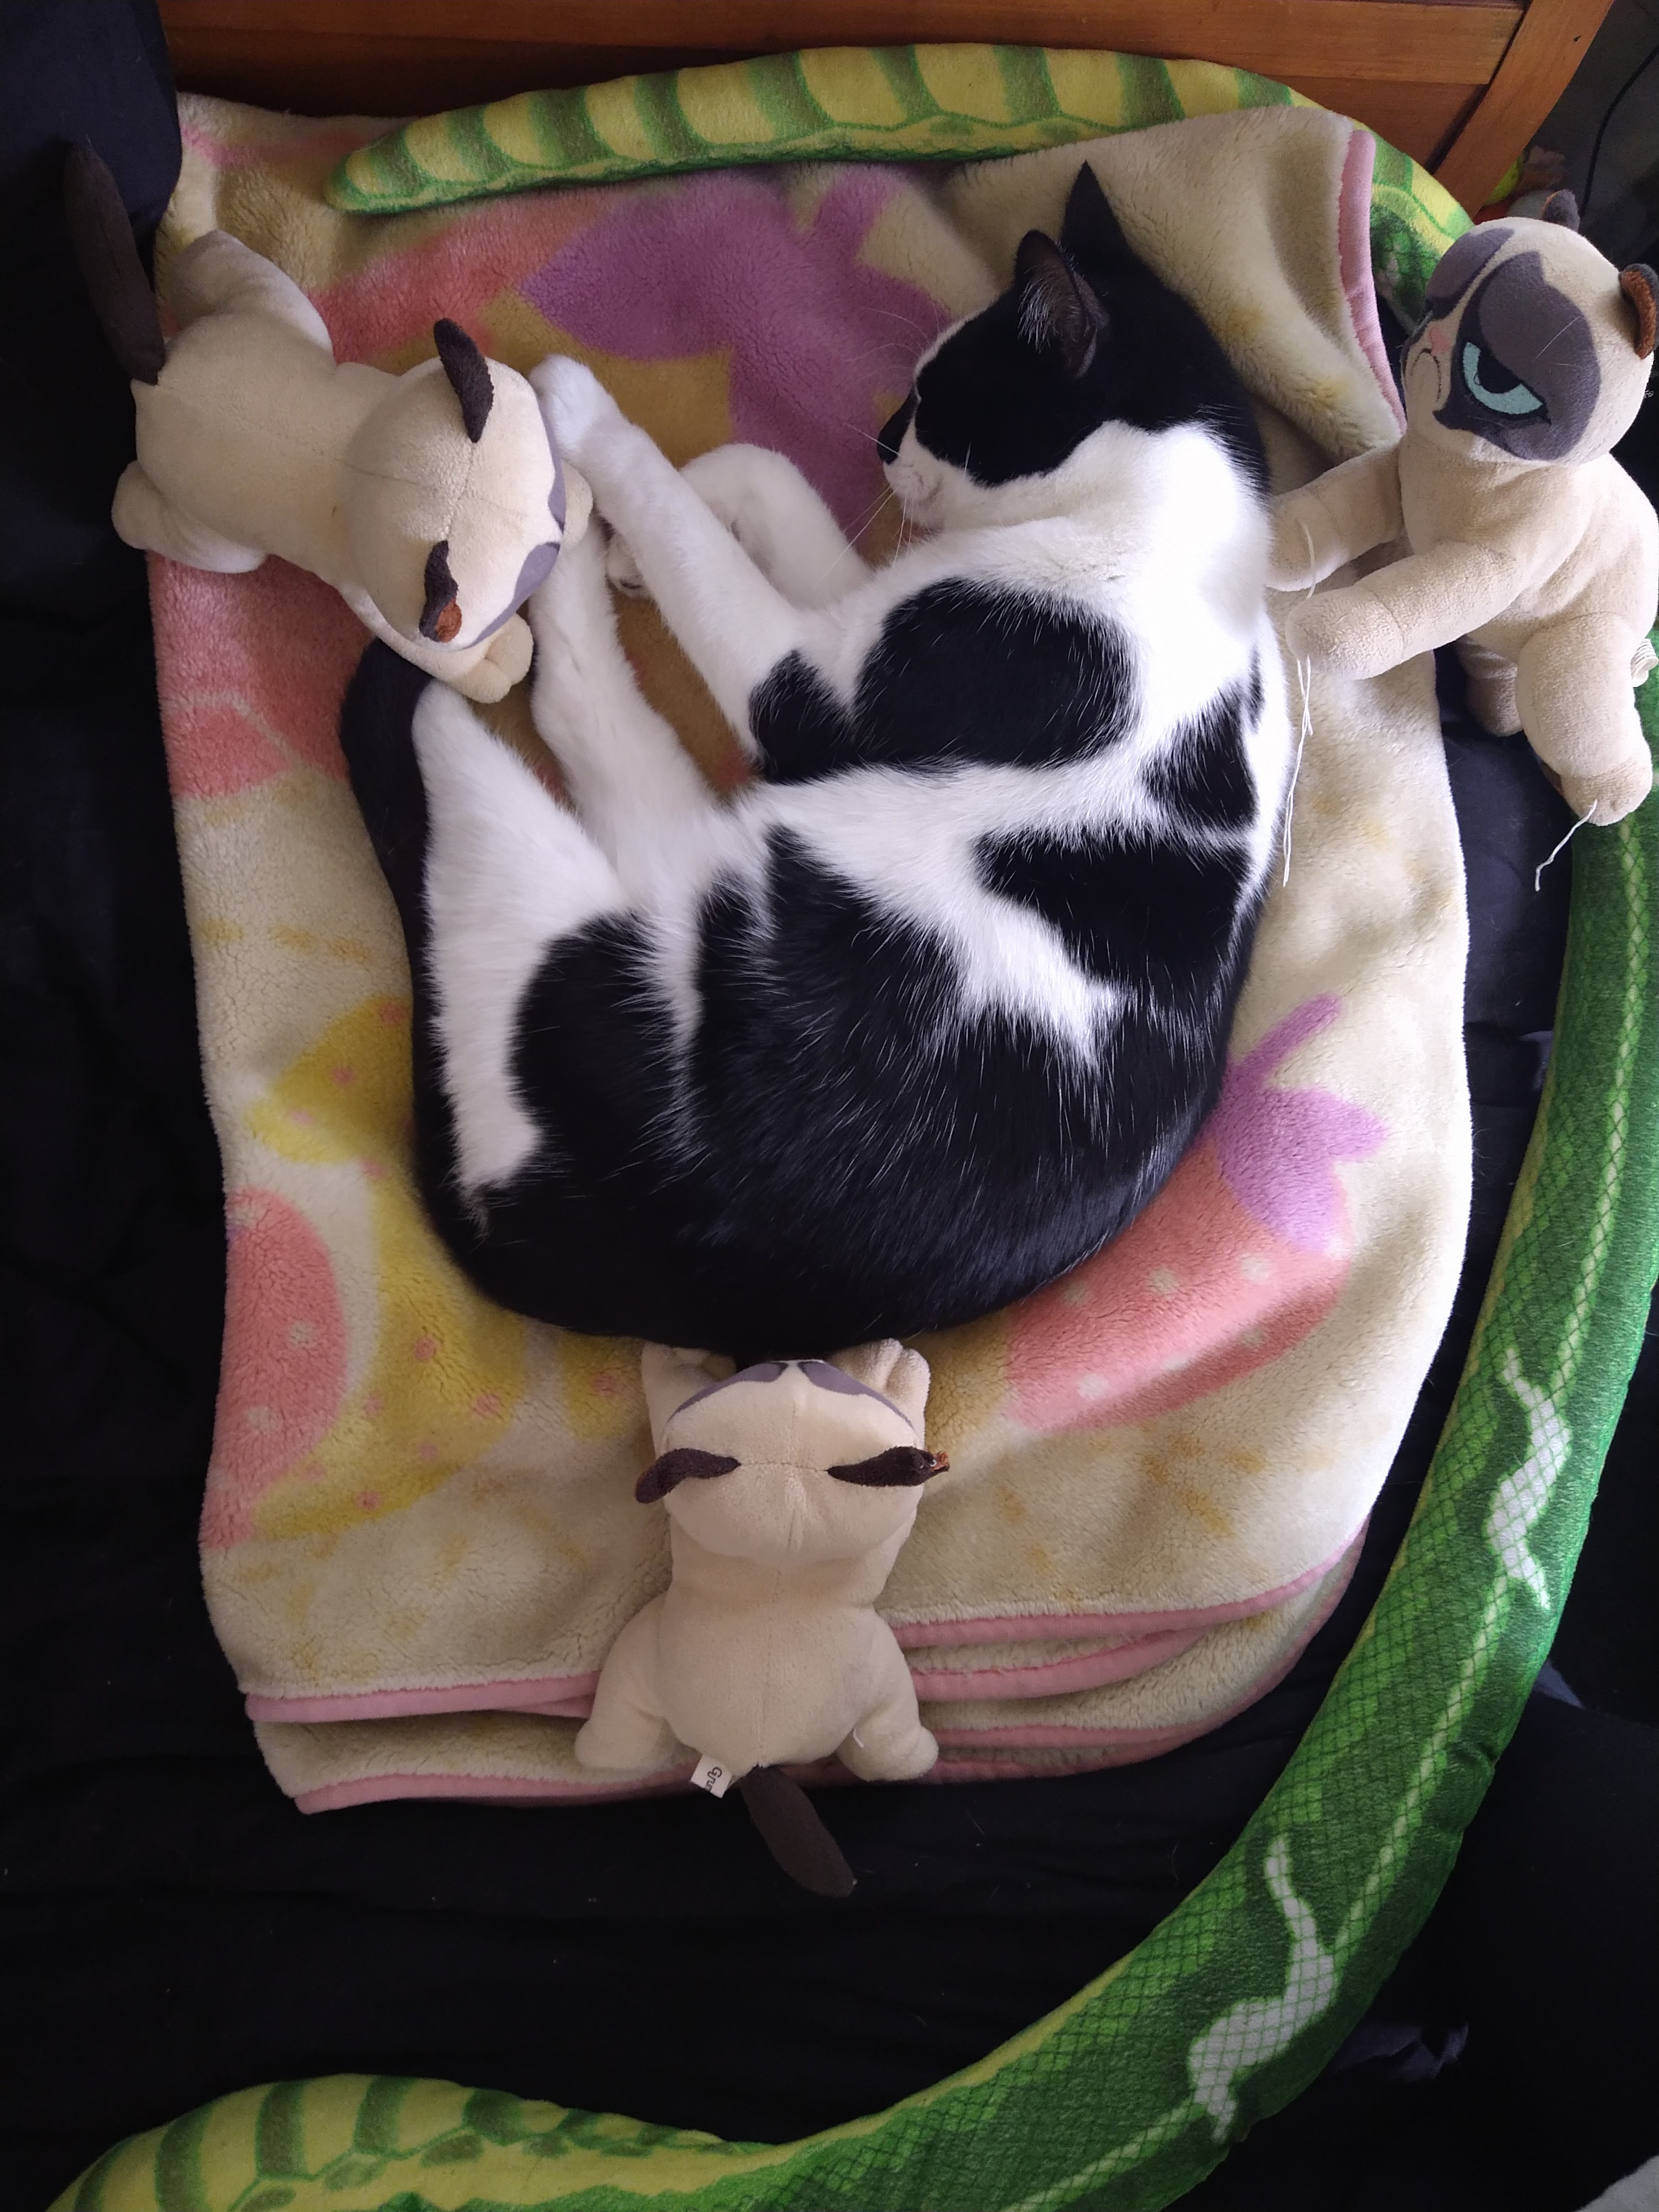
[{"x1": 156, "y1": 87, "x2": 1469, "y2": 1808}]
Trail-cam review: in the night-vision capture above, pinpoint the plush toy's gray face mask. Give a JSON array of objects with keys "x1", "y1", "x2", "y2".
[{"x1": 1424, "y1": 233, "x2": 1600, "y2": 461}]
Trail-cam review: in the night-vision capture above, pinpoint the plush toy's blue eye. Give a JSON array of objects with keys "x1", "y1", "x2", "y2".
[{"x1": 1460, "y1": 340, "x2": 1544, "y2": 415}]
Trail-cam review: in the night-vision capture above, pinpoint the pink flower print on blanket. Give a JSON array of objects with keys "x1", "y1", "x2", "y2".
[
  {"x1": 151, "y1": 558, "x2": 361, "y2": 800},
  {"x1": 201, "y1": 1188, "x2": 348, "y2": 1547},
  {"x1": 1009, "y1": 997, "x2": 1386, "y2": 1432},
  {"x1": 520, "y1": 170, "x2": 952, "y2": 529}
]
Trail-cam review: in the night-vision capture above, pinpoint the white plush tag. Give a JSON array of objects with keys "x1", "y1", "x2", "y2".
[{"x1": 690, "y1": 1752, "x2": 734, "y2": 1798}]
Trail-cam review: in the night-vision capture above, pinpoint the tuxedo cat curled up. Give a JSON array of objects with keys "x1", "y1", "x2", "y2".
[{"x1": 341, "y1": 165, "x2": 1291, "y2": 1356}]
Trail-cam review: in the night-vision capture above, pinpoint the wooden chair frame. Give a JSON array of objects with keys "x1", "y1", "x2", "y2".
[{"x1": 158, "y1": 0, "x2": 1613, "y2": 213}]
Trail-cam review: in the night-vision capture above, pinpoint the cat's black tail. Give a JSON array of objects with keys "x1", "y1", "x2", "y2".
[
  {"x1": 737, "y1": 1768, "x2": 857, "y2": 1898},
  {"x1": 63, "y1": 141, "x2": 165, "y2": 384},
  {"x1": 340, "y1": 641, "x2": 437, "y2": 961},
  {"x1": 338, "y1": 641, "x2": 488, "y2": 1267}
]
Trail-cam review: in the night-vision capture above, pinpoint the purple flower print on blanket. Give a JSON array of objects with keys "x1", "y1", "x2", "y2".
[
  {"x1": 1009, "y1": 996, "x2": 1386, "y2": 1431},
  {"x1": 521, "y1": 169, "x2": 952, "y2": 529}
]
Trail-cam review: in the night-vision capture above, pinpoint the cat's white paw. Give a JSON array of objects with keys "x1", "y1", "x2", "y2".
[
  {"x1": 679, "y1": 445, "x2": 777, "y2": 547},
  {"x1": 604, "y1": 529, "x2": 649, "y2": 598},
  {"x1": 530, "y1": 356, "x2": 618, "y2": 461},
  {"x1": 529, "y1": 522, "x2": 616, "y2": 662}
]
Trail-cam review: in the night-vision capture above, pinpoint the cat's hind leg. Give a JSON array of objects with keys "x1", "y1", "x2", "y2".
[
  {"x1": 529, "y1": 524, "x2": 723, "y2": 893},
  {"x1": 341, "y1": 641, "x2": 625, "y2": 1199},
  {"x1": 608, "y1": 444, "x2": 870, "y2": 612},
  {"x1": 342, "y1": 643, "x2": 709, "y2": 1342},
  {"x1": 414, "y1": 679, "x2": 628, "y2": 1196}
]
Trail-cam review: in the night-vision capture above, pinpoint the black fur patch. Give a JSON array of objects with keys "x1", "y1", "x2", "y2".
[
  {"x1": 977, "y1": 826, "x2": 1250, "y2": 1005},
  {"x1": 1145, "y1": 672, "x2": 1259, "y2": 833},
  {"x1": 751, "y1": 582, "x2": 1135, "y2": 782}
]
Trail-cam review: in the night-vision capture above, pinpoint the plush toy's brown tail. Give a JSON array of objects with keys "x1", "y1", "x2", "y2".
[
  {"x1": 63, "y1": 141, "x2": 165, "y2": 384},
  {"x1": 737, "y1": 1768, "x2": 857, "y2": 1897}
]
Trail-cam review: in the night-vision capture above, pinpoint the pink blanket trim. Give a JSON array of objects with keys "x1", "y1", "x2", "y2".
[
  {"x1": 295, "y1": 1768, "x2": 695, "y2": 1815},
  {"x1": 931, "y1": 1531, "x2": 1360, "y2": 1753},
  {"x1": 285, "y1": 1532, "x2": 1361, "y2": 1810},
  {"x1": 891, "y1": 1530, "x2": 1358, "y2": 1647},
  {"x1": 245, "y1": 1676, "x2": 599, "y2": 1724},
  {"x1": 1342, "y1": 127, "x2": 1407, "y2": 432},
  {"x1": 245, "y1": 1521, "x2": 1366, "y2": 1725}
]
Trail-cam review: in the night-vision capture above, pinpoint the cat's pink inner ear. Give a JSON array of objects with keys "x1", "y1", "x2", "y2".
[{"x1": 1013, "y1": 231, "x2": 1103, "y2": 377}]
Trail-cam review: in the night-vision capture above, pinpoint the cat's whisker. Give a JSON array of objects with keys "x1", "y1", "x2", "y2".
[
  {"x1": 868, "y1": 306, "x2": 936, "y2": 342},
  {"x1": 818, "y1": 484, "x2": 898, "y2": 582}
]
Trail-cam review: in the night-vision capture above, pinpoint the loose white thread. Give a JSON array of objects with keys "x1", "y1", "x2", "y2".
[
  {"x1": 1280, "y1": 522, "x2": 1319, "y2": 885},
  {"x1": 1533, "y1": 804, "x2": 1597, "y2": 892}
]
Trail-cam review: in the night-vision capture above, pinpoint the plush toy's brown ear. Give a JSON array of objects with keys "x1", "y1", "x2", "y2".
[
  {"x1": 827, "y1": 1447, "x2": 948, "y2": 1487},
  {"x1": 1014, "y1": 231, "x2": 1105, "y2": 378},
  {"x1": 1619, "y1": 264, "x2": 1657, "y2": 359},
  {"x1": 1538, "y1": 189, "x2": 1580, "y2": 229},
  {"x1": 635, "y1": 1448, "x2": 740, "y2": 1503},
  {"x1": 434, "y1": 317, "x2": 493, "y2": 441},
  {"x1": 419, "y1": 541, "x2": 462, "y2": 642}
]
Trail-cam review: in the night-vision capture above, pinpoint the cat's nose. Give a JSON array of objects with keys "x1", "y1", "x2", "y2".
[{"x1": 877, "y1": 394, "x2": 916, "y2": 463}]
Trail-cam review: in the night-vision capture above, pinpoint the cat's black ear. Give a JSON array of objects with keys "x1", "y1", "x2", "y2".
[
  {"x1": 1014, "y1": 231, "x2": 1105, "y2": 378},
  {"x1": 1060, "y1": 163, "x2": 1133, "y2": 269}
]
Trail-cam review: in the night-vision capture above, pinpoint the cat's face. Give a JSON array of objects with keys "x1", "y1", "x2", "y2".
[{"x1": 878, "y1": 163, "x2": 1264, "y2": 528}]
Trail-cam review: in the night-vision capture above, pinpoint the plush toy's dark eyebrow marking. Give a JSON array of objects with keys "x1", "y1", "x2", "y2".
[
  {"x1": 1424, "y1": 226, "x2": 1510, "y2": 311},
  {"x1": 434, "y1": 317, "x2": 493, "y2": 442},
  {"x1": 827, "y1": 1447, "x2": 948, "y2": 1487},
  {"x1": 636, "y1": 1448, "x2": 741, "y2": 1503},
  {"x1": 420, "y1": 541, "x2": 461, "y2": 641}
]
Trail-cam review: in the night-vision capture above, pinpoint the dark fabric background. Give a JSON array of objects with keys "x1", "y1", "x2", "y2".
[{"x1": 1, "y1": 9, "x2": 1653, "y2": 2208}]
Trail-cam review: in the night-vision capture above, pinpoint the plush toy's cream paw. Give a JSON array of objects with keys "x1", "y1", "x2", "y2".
[
  {"x1": 1282, "y1": 587, "x2": 1404, "y2": 681},
  {"x1": 486, "y1": 612, "x2": 534, "y2": 686},
  {"x1": 1462, "y1": 661, "x2": 1522, "y2": 736},
  {"x1": 441, "y1": 615, "x2": 533, "y2": 703},
  {"x1": 840, "y1": 1721, "x2": 938, "y2": 1783},
  {"x1": 1559, "y1": 749, "x2": 1655, "y2": 826},
  {"x1": 1266, "y1": 498, "x2": 1323, "y2": 593},
  {"x1": 531, "y1": 355, "x2": 620, "y2": 462}
]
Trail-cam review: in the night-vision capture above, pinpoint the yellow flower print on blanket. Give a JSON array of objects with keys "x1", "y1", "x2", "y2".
[{"x1": 202, "y1": 995, "x2": 525, "y2": 1547}]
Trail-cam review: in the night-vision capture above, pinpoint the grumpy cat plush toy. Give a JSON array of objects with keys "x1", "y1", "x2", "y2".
[
  {"x1": 1269, "y1": 203, "x2": 1657, "y2": 825},
  {"x1": 66, "y1": 143, "x2": 588, "y2": 703}
]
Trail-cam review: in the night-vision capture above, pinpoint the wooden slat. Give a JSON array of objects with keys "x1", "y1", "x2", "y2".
[
  {"x1": 159, "y1": 0, "x2": 1522, "y2": 116},
  {"x1": 1433, "y1": 0, "x2": 1614, "y2": 208},
  {"x1": 1290, "y1": 76, "x2": 1484, "y2": 161}
]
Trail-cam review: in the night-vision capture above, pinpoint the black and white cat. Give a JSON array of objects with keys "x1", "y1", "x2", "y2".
[{"x1": 341, "y1": 165, "x2": 1290, "y2": 1357}]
